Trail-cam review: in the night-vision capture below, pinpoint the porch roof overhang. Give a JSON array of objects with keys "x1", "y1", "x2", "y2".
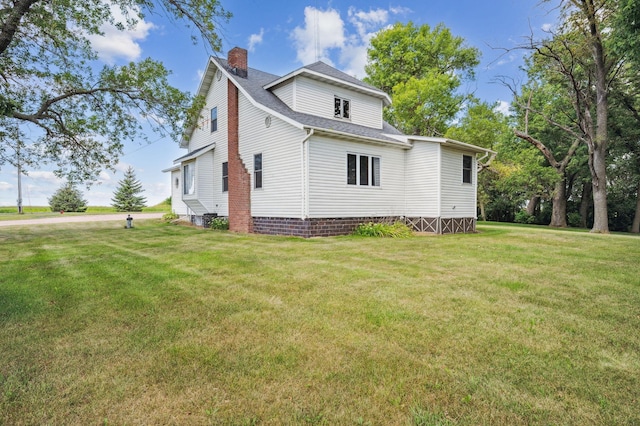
[
  {"x1": 384, "y1": 135, "x2": 496, "y2": 155},
  {"x1": 172, "y1": 143, "x2": 216, "y2": 164}
]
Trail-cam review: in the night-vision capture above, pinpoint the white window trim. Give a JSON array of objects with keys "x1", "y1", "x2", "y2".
[
  {"x1": 347, "y1": 153, "x2": 381, "y2": 187},
  {"x1": 462, "y1": 155, "x2": 473, "y2": 184},
  {"x1": 334, "y1": 96, "x2": 351, "y2": 120},
  {"x1": 183, "y1": 162, "x2": 196, "y2": 195},
  {"x1": 254, "y1": 153, "x2": 263, "y2": 189}
]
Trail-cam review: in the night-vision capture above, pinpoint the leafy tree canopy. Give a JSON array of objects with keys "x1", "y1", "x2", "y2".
[
  {"x1": 0, "y1": 0, "x2": 229, "y2": 182},
  {"x1": 111, "y1": 166, "x2": 147, "y2": 211},
  {"x1": 364, "y1": 21, "x2": 480, "y2": 136}
]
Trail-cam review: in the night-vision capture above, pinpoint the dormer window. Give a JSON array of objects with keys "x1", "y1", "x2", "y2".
[{"x1": 334, "y1": 96, "x2": 350, "y2": 119}]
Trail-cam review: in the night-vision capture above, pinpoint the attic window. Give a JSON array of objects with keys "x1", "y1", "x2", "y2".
[{"x1": 334, "y1": 96, "x2": 350, "y2": 119}]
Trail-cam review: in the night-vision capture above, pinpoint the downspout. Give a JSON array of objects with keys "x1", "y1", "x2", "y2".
[
  {"x1": 301, "y1": 128, "x2": 314, "y2": 219},
  {"x1": 437, "y1": 144, "x2": 442, "y2": 233}
]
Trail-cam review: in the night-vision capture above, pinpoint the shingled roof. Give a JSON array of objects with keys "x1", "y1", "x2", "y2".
[{"x1": 208, "y1": 56, "x2": 407, "y2": 146}]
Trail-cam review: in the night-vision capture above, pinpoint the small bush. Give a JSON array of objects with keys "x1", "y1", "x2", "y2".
[
  {"x1": 162, "y1": 212, "x2": 179, "y2": 222},
  {"x1": 210, "y1": 217, "x2": 229, "y2": 230},
  {"x1": 354, "y1": 221, "x2": 413, "y2": 238},
  {"x1": 514, "y1": 210, "x2": 536, "y2": 224},
  {"x1": 567, "y1": 212, "x2": 583, "y2": 228}
]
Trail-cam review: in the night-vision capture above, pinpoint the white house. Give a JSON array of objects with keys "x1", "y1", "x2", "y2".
[{"x1": 164, "y1": 47, "x2": 493, "y2": 236}]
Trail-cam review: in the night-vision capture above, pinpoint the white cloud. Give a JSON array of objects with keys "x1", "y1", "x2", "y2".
[
  {"x1": 541, "y1": 23, "x2": 553, "y2": 32},
  {"x1": 290, "y1": 6, "x2": 398, "y2": 78},
  {"x1": 248, "y1": 28, "x2": 265, "y2": 52},
  {"x1": 87, "y1": 5, "x2": 155, "y2": 64},
  {"x1": 495, "y1": 100, "x2": 512, "y2": 116},
  {"x1": 0, "y1": 181, "x2": 13, "y2": 191},
  {"x1": 98, "y1": 170, "x2": 112, "y2": 183},
  {"x1": 291, "y1": 6, "x2": 346, "y2": 65},
  {"x1": 27, "y1": 170, "x2": 63, "y2": 184},
  {"x1": 115, "y1": 162, "x2": 133, "y2": 173},
  {"x1": 389, "y1": 6, "x2": 412, "y2": 15}
]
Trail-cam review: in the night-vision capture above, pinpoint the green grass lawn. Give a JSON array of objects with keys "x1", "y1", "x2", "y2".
[
  {"x1": 1, "y1": 221, "x2": 638, "y2": 425},
  {"x1": 0, "y1": 203, "x2": 170, "y2": 221}
]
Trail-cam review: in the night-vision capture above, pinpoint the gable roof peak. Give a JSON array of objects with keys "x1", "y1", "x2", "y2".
[{"x1": 263, "y1": 61, "x2": 391, "y2": 105}]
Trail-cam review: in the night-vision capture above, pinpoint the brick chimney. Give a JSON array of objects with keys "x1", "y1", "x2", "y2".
[{"x1": 228, "y1": 47, "x2": 248, "y2": 78}]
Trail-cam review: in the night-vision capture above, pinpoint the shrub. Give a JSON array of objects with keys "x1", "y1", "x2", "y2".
[
  {"x1": 567, "y1": 212, "x2": 583, "y2": 228},
  {"x1": 514, "y1": 210, "x2": 536, "y2": 224},
  {"x1": 354, "y1": 221, "x2": 413, "y2": 238},
  {"x1": 210, "y1": 217, "x2": 229, "y2": 230},
  {"x1": 48, "y1": 182, "x2": 88, "y2": 212},
  {"x1": 162, "y1": 212, "x2": 179, "y2": 222}
]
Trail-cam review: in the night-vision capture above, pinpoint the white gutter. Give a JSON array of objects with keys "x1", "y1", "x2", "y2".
[
  {"x1": 305, "y1": 126, "x2": 412, "y2": 149},
  {"x1": 301, "y1": 129, "x2": 314, "y2": 219}
]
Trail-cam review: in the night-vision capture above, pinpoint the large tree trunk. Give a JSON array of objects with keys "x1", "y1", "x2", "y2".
[
  {"x1": 579, "y1": 180, "x2": 592, "y2": 228},
  {"x1": 632, "y1": 182, "x2": 640, "y2": 233},
  {"x1": 590, "y1": 143, "x2": 608, "y2": 232},
  {"x1": 550, "y1": 178, "x2": 567, "y2": 227},
  {"x1": 584, "y1": 0, "x2": 610, "y2": 233},
  {"x1": 526, "y1": 195, "x2": 540, "y2": 217},
  {"x1": 479, "y1": 199, "x2": 487, "y2": 222}
]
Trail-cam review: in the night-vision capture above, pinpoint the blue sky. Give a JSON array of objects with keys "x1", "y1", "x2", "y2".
[{"x1": 0, "y1": 0, "x2": 557, "y2": 207}]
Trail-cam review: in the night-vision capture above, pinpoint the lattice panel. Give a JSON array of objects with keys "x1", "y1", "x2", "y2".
[{"x1": 405, "y1": 217, "x2": 439, "y2": 233}]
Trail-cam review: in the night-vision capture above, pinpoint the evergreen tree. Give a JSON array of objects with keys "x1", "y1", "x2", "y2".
[
  {"x1": 111, "y1": 167, "x2": 147, "y2": 212},
  {"x1": 48, "y1": 182, "x2": 88, "y2": 212}
]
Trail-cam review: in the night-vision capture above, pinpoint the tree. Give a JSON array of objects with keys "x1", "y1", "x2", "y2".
[
  {"x1": 514, "y1": 0, "x2": 622, "y2": 232},
  {"x1": 364, "y1": 22, "x2": 480, "y2": 136},
  {"x1": 0, "y1": 0, "x2": 229, "y2": 182},
  {"x1": 111, "y1": 166, "x2": 147, "y2": 211},
  {"x1": 511, "y1": 65, "x2": 587, "y2": 228},
  {"x1": 48, "y1": 182, "x2": 88, "y2": 212},
  {"x1": 611, "y1": 0, "x2": 640, "y2": 232}
]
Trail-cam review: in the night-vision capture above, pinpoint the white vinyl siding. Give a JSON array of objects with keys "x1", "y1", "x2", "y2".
[
  {"x1": 294, "y1": 76, "x2": 383, "y2": 129},
  {"x1": 211, "y1": 132, "x2": 229, "y2": 217},
  {"x1": 196, "y1": 151, "x2": 215, "y2": 211},
  {"x1": 404, "y1": 142, "x2": 440, "y2": 217},
  {"x1": 237, "y1": 93, "x2": 305, "y2": 218},
  {"x1": 170, "y1": 169, "x2": 188, "y2": 215},
  {"x1": 189, "y1": 69, "x2": 228, "y2": 151},
  {"x1": 308, "y1": 136, "x2": 405, "y2": 218},
  {"x1": 272, "y1": 82, "x2": 294, "y2": 109},
  {"x1": 440, "y1": 147, "x2": 477, "y2": 218},
  {"x1": 184, "y1": 66, "x2": 229, "y2": 216}
]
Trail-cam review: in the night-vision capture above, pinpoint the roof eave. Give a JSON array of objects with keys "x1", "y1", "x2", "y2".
[
  {"x1": 403, "y1": 135, "x2": 495, "y2": 154},
  {"x1": 264, "y1": 68, "x2": 392, "y2": 106},
  {"x1": 306, "y1": 126, "x2": 412, "y2": 149}
]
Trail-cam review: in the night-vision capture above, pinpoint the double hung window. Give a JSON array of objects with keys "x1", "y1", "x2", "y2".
[
  {"x1": 183, "y1": 163, "x2": 195, "y2": 195},
  {"x1": 254, "y1": 154, "x2": 263, "y2": 189},
  {"x1": 462, "y1": 155, "x2": 472, "y2": 184},
  {"x1": 222, "y1": 162, "x2": 228, "y2": 192},
  {"x1": 334, "y1": 97, "x2": 350, "y2": 119},
  {"x1": 347, "y1": 154, "x2": 380, "y2": 187},
  {"x1": 211, "y1": 107, "x2": 218, "y2": 132}
]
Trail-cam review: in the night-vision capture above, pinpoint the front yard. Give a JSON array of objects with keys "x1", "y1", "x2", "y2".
[{"x1": 1, "y1": 220, "x2": 638, "y2": 424}]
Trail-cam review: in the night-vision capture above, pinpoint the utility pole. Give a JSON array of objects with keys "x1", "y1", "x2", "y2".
[{"x1": 16, "y1": 146, "x2": 23, "y2": 214}]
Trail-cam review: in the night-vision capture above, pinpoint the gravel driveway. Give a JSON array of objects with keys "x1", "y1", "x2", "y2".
[{"x1": 0, "y1": 212, "x2": 164, "y2": 227}]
